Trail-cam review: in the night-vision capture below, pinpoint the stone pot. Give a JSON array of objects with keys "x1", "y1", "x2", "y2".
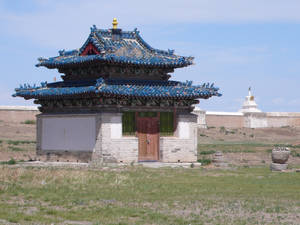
[
  {"x1": 270, "y1": 163, "x2": 288, "y2": 171},
  {"x1": 271, "y1": 147, "x2": 290, "y2": 164}
]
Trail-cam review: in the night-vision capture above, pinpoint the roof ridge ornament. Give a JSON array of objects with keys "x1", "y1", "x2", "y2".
[
  {"x1": 90, "y1": 25, "x2": 97, "y2": 32},
  {"x1": 112, "y1": 18, "x2": 118, "y2": 29}
]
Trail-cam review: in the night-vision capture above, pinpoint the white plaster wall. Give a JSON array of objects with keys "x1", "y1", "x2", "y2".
[
  {"x1": 192, "y1": 108, "x2": 207, "y2": 128},
  {"x1": 99, "y1": 113, "x2": 138, "y2": 162},
  {"x1": 248, "y1": 117, "x2": 268, "y2": 128},
  {"x1": 178, "y1": 121, "x2": 190, "y2": 139},
  {"x1": 160, "y1": 114, "x2": 198, "y2": 162},
  {"x1": 110, "y1": 116, "x2": 122, "y2": 139},
  {"x1": 41, "y1": 116, "x2": 96, "y2": 151},
  {"x1": 99, "y1": 112, "x2": 197, "y2": 163}
]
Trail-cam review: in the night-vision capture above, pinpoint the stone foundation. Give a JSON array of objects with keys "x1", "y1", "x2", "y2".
[{"x1": 36, "y1": 150, "x2": 92, "y2": 163}]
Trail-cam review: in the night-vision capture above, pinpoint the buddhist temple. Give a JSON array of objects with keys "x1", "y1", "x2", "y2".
[{"x1": 13, "y1": 19, "x2": 221, "y2": 163}]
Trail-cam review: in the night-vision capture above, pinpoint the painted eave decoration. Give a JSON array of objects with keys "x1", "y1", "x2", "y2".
[
  {"x1": 36, "y1": 25, "x2": 194, "y2": 69},
  {"x1": 13, "y1": 78, "x2": 222, "y2": 100}
]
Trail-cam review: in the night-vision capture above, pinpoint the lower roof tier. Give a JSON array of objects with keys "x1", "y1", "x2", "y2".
[{"x1": 13, "y1": 78, "x2": 221, "y2": 100}]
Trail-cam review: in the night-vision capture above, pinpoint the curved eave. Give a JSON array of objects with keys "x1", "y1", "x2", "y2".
[
  {"x1": 13, "y1": 87, "x2": 221, "y2": 100},
  {"x1": 36, "y1": 55, "x2": 193, "y2": 69},
  {"x1": 13, "y1": 86, "x2": 97, "y2": 100}
]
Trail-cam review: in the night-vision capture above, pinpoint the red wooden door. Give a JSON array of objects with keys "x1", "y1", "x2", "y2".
[{"x1": 137, "y1": 117, "x2": 159, "y2": 161}]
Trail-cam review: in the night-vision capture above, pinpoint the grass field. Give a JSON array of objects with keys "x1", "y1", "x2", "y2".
[
  {"x1": 0, "y1": 123, "x2": 300, "y2": 224},
  {"x1": 0, "y1": 166, "x2": 299, "y2": 225}
]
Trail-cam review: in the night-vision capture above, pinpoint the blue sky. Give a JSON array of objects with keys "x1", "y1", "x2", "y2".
[{"x1": 0, "y1": 0, "x2": 300, "y2": 112}]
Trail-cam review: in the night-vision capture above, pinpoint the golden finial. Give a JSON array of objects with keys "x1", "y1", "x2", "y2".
[{"x1": 112, "y1": 18, "x2": 118, "y2": 29}]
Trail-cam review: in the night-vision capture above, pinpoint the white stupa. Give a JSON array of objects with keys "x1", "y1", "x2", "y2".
[{"x1": 239, "y1": 87, "x2": 262, "y2": 113}]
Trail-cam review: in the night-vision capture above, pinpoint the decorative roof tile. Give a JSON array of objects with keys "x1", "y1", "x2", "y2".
[
  {"x1": 37, "y1": 25, "x2": 193, "y2": 69},
  {"x1": 13, "y1": 78, "x2": 221, "y2": 100}
]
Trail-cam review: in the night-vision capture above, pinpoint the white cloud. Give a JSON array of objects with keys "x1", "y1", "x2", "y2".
[
  {"x1": 234, "y1": 98, "x2": 244, "y2": 104},
  {"x1": 272, "y1": 97, "x2": 285, "y2": 105},
  {"x1": 288, "y1": 99, "x2": 300, "y2": 106}
]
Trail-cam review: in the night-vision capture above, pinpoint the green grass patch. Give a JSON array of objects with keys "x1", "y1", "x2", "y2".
[
  {"x1": 8, "y1": 146, "x2": 24, "y2": 152},
  {"x1": 266, "y1": 149, "x2": 273, "y2": 153},
  {"x1": 207, "y1": 126, "x2": 215, "y2": 129},
  {"x1": 219, "y1": 126, "x2": 226, "y2": 133},
  {"x1": 197, "y1": 158, "x2": 212, "y2": 165},
  {"x1": 22, "y1": 120, "x2": 36, "y2": 125},
  {"x1": 198, "y1": 142, "x2": 270, "y2": 153},
  {"x1": 199, "y1": 150, "x2": 216, "y2": 155},
  {"x1": 0, "y1": 167, "x2": 299, "y2": 224},
  {"x1": 225, "y1": 130, "x2": 236, "y2": 135},
  {"x1": 291, "y1": 150, "x2": 300, "y2": 157},
  {"x1": 7, "y1": 140, "x2": 36, "y2": 145}
]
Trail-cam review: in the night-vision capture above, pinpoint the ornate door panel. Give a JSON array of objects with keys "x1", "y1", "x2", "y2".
[{"x1": 137, "y1": 117, "x2": 159, "y2": 161}]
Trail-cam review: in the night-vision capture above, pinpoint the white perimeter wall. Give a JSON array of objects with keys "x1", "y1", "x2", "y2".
[{"x1": 194, "y1": 110, "x2": 300, "y2": 128}]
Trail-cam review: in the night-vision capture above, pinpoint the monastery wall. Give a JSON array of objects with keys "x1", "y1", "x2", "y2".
[
  {"x1": 194, "y1": 109, "x2": 300, "y2": 128},
  {"x1": 1, "y1": 106, "x2": 300, "y2": 130},
  {"x1": 0, "y1": 106, "x2": 38, "y2": 123},
  {"x1": 266, "y1": 112, "x2": 300, "y2": 127},
  {"x1": 205, "y1": 112, "x2": 244, "y2": 128}
]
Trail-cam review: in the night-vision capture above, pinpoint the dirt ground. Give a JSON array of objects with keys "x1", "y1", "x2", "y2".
[
  {"x1": 0, "y1": 119, "x2": 300, "y2": 166},
  {"x1": 0, "y1": 120, "x2": 36, "y2": 161},
  {"x1": 199, "y1": 126, "x2": 300, "y2": 145},
  {"x1": 198, "y1": 126, "x2": 300, "y2": 167}
]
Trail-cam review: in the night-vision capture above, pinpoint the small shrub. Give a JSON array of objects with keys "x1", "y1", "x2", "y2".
[
  {"x1": 207, "y1": 126, "x2": 215, "y2": 129},
  {"x1": 199, "y1": 134, "x2": 207, "y2": 137},
  {"x1": 197, "y1": 158, "x2": 212, "y2": 166},
  {"x1": 190, "y1": 163, "x2": 194, "y2": 168},
  {"x1": 22, "y1": 120, "x2": 36, "y2": 125},
  {"x1": 0, "y1": 140, "x2": 2, "y2": 144},
  {"x1": 266, "y1": 149, "x2": 272, "y2": 153},
  {"x1": 250, "y1": 134, "x2": 254, "y2": 138},
  {"x1": 0, "y1": 158, "x2": 17, "y2": 165},
  {"x1": 219, "y1": 126, "x2": 226, "y2": 133},
  {"x1": 291, "y1": 150, "x2": 300, "y2": 157},
  {"x1": 8, "y1": 158, "x2": 16, "y2": 165},
  {"x1": 199, "y1": 150, "x2": 216, "y2": 155}
]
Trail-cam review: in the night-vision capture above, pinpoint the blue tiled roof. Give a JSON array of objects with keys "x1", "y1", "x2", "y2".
[
  {"x1": 13, "y1": 78, "x2": 221, "y2": 100},
  {"x1": 37, "y1": 25, "x2": 193, "y2": 69}
]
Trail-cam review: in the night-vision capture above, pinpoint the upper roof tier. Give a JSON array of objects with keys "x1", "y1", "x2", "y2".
[{"x1": 37, "y1": 22, "x2": 194, "y2": 69}]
